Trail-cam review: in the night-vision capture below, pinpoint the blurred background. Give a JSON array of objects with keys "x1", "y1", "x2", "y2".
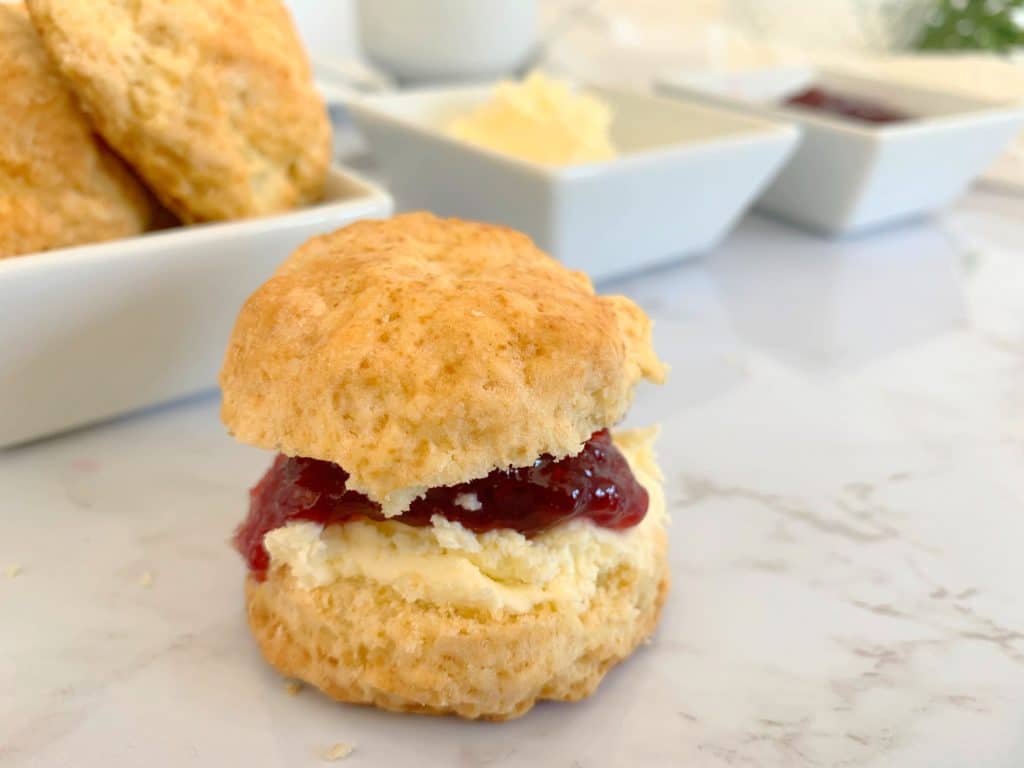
[
  {"x1": 289, "y1": 0, "x2": 1024, "y2": 88},
  {"x1": 290, "y1": 0, "x2": 1024, "y2": 183}
]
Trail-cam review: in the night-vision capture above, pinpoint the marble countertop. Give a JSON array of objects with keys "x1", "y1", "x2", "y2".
[{"x1": 3, "y1": 191, "x2": 1023, "y2": 767}]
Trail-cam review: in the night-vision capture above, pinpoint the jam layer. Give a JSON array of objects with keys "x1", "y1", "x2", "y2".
[{"x1": 236, "y1": 429, "x2": 649, "y2": 576}]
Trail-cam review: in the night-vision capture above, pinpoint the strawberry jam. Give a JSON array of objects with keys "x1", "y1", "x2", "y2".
[
  {"x1": 785, "y1": 86, "x2": 909, "y2": 124},
  {"x1": 235, "y1": 429, "x2": 648, "y2": 576}
]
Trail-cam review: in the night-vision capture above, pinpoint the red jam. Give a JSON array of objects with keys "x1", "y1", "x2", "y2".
[
  {"x1": 235, "y1": 429, "x2": 648, "y2": 577},
  {"x1": 785, "y1": 86, "x2": 909, "y2": 124}
]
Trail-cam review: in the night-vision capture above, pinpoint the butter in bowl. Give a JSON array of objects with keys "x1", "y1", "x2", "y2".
[{"x1": 348, "y1": 73, "x2": 799, "y2": 281}]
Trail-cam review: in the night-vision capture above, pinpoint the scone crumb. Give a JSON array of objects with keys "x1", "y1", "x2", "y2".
[
  {"x1": 322, "y1": 742, "x2": 354, "y2": 761},
  {"x1": 139, "y1": 571, "x2": 154, "y2": 588},
  {"x1": 454, "y1": 492, "x2": 482, "y2": 512},
  {"x1": 4, "y1": 565, "x2": 22, "y2": 579},
  {"x1": 283, "y1": 680, "x2": 303, "y2": 696}
]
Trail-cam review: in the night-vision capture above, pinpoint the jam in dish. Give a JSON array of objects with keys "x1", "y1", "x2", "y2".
[
  {"x1": 784, "y1": 86, "x2": 909, "y2": 124},
  {"x1": 236, "y1": 429, "x2": 649, "y2": 576}
]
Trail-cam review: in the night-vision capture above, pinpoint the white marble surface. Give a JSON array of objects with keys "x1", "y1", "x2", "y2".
[{"x1": 2, "y1": 191, "x2": 1023, "y2": 767}]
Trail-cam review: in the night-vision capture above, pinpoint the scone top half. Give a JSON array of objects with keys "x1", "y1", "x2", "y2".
[
  {"x1": 25, "y1": 0, "x2": 331, "y2": 222},
  {"x1": 220, "y1": 212, "x2": 666, "y2": 517}
]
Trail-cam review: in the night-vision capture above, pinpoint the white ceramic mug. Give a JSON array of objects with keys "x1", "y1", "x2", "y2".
[{"x1": 357, "y1": 0, "x2": 539, "y2": 83}]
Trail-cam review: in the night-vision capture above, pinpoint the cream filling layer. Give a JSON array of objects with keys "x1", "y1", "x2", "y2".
[{"x1": 263, "y1": 427, "x2": 665, "y2": 615}]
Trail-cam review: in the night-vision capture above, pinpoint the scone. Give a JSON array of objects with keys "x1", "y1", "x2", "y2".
[
  {"x1": 26, "y1": 0, "x2": 331, "y2": 223},
  {"x1": 220, "y1": 213, "x2": 669, "y2": 720},
  {"x1": 0, "y1": 2, "x2": 154, "y2": 258}
]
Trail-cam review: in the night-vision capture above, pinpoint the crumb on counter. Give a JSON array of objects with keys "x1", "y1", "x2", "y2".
[
  {"x1": 139, "y1": 571, "x2": 154, "y2": 588},
  {"x1": 284, "y1": 680, "x2": 303, "y2": 696},
  {"x1": 322, "y1": 742, "x2": 354, "y2": 761},
  {"x1": 5, "y1": 565, "x2": 22, "y2": 579}
]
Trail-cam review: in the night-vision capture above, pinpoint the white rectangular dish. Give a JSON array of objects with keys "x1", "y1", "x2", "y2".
[
  {"x1": 0, "y1": 167, "x2": 391, "y2": 449},
  {"x1": 347, "y1": 85, "x2": 799, "y2": 280},
  {"x1": 657, "y1": 66, "x2": 1024, "y2": 235}
]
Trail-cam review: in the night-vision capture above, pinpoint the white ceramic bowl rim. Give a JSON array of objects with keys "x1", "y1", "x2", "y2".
[
  {"x1": 348, "y1": 84, "x2": 800, "y2": 181},
  {"x1": 664, "y1": 65, "x2": 1024, "y2": 138},
  {"x1": 0, "y1": 167, "x2": 390, "y2": 277}
]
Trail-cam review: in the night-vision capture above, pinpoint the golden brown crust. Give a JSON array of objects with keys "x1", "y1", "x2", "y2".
[
  {"x1": 0, "y1": 2, "x2": 154, "y2": 258},
  {"x1": 245, "y1": 528, "x2": 668, "y2": 720},
  {"x1": 26, "y1": 0, "x2": 331, "y2": 223},
  {"x1": 219, "y1": 213, "x2": 667, "y2": 515}
]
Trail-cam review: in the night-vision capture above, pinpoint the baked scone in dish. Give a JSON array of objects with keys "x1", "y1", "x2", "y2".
[
  {"x1": 25, "y1": 0, "x2": 331, "y2": 223},
  {"x1": 220, "y1": 213, "x2": 669, "y2": 720},
  {"x1": 0, "y1": 2, "x2": 155, "y2": 258}
]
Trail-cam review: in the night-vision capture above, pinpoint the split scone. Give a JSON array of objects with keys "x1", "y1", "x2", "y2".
[
  {"x1": 0, "y1": 2, "x2": 155, "y2": 258},
  {"x1": 220, "y1": 213, "x2": 669, "y2": 720},
  {"x1": 25, "y1": 0, "x2": 331, "y2": 223}
]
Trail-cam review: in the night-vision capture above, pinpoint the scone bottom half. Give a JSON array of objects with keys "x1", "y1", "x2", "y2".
[{"x1": 220, "y1": 213, "x2": 669, "y2": 720}]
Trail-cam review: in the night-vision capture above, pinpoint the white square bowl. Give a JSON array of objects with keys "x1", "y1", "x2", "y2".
[
  {"x1": 0, "y1": 167, "x2": 391, "y2": 448},
  {"x1": 657, "y1": 66, "x2": 1024, "y2": 235},
  {"x1": 347, "y1": 85, "x2": 799, "y2": 280}
]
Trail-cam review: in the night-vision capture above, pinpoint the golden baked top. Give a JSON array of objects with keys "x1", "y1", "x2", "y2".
[
  {"x1": 0, "y1": 2, "x2": 154, "y2": 258},
  {"x1": 220, "y1": 213, "x2": 666, "y2": 516},
  {"x1": 26, "y1": 0, "x2": 331, "y2": 223}
]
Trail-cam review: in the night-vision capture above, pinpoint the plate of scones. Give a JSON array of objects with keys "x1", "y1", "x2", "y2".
[{"x1": 0, "y1": 0, "x2": 391, "y2": 447}]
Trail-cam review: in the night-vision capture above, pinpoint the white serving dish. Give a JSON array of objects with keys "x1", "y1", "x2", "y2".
[
  {"x1": 0, "y1": 167, "x2": 391, "y2": 449},
  {"x1": 347, "y1": 85, "x2": 799, "y2": 280},
  {"x1": 657, "y1": 66, "x2": 1024, "y2": 235}
]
